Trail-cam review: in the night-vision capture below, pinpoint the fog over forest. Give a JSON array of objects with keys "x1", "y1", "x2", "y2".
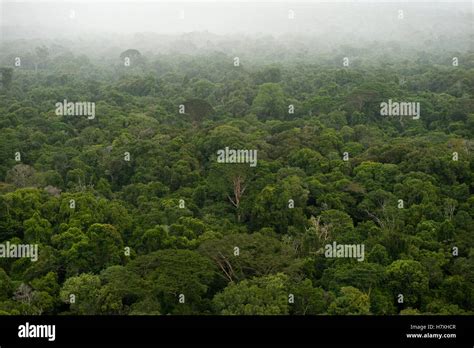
[{"x1": 1, "y1": 1, "x2": 472, "y2": 58}]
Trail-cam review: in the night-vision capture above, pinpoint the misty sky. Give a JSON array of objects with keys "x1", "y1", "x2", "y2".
[{"x1": 1, "y1": 0, "x2": 472, "y2": 40}]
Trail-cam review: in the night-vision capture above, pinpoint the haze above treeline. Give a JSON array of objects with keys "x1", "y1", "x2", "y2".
[{"x1": 1, "y1": 1, "x2": 472, "y2": 60}]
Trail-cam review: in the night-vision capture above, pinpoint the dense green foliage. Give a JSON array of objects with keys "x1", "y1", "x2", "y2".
[{"x1": 0, "y1": 39, "x2": 472, "y2": 315}]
